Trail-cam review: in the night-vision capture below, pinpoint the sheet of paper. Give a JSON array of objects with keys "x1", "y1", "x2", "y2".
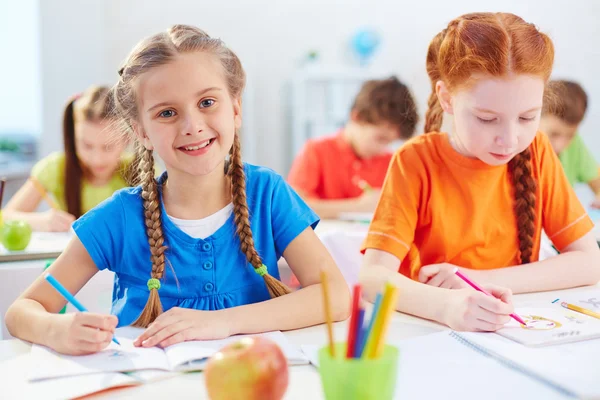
[
  {"x1": 460, "y1": 331, "x2": 600, "y2": 399},
  {"x1": 165, "y1": 331, "x2": 308, "y2": 370},
  {"x1": 302, "y1": 332, "x2": 566, "y2": 400},
  {"x1": 2, "y1": 352, "x2": 139, "y2": 400},
  {"x1": 28, "y1": 337, "x2": 169, "y2": 381},
  {"x1": 495, "y1": 307, "x2": 600, "y2": 347}
]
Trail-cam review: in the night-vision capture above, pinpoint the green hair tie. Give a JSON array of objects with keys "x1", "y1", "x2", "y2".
[
  {"x1": 254, "y1": 264, "x2": 268, "y2": 277},
  {"x1": 147, "y1": 278, "x2": 161, "y2": 291}
]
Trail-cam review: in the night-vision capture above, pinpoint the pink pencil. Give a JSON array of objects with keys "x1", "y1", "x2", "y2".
[{"x1": 454, "y1": 268, "x2": 526, "y2": 325}]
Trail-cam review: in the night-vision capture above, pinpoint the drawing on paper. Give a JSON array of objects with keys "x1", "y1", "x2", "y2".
[
  {"x1": 581, "y1": 298, "x2": 600, "y2": 309},
  {"x1": 520, "y1": 315, "x2": 563, "y2": 330}
]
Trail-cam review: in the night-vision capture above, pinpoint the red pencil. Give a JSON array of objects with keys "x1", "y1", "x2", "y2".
[
  {"x1": 346, "y1": 284, "x2": 362, "y2": 358},
  {"x1": 454, "y1": 268, "x2": 526, "y2": 325}
]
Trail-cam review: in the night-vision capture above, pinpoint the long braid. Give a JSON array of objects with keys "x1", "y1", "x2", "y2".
[
  {"x1": 424, "y1": 91, "x2": 444, "y2": 133},
  {"x1": 131, "y1": 147, "x2": 168, "y2": 327},
  {"x1": 508, "y1": 149, "x2": 536, "y2": 264},
  {"x1": 424, "y1": 29, "x2": 447, "y2": 133},
  {"x1": 229, "y1": 133, "x2": 292, "y2": 297}
]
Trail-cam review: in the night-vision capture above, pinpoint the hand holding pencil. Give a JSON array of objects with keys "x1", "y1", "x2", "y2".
[
  {"x1": 44, "y1": 273, "x2": 120, "y2": 356},
  {"x1": 29, "y1": 176, "x2": 76, "y2": 231}
]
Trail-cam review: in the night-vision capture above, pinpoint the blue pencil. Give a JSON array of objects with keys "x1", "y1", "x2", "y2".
[
  {"x1": 44, "y1": 273, "x2": 120, "y2": 346},
  {"x1": 353, "y1": 308, "x2": 365, "y2": 358},
  {"x1": 360, "y1": 293, "x2": 382, "y2": 357}
]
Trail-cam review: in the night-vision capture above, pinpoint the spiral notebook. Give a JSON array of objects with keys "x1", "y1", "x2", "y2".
[{"x1": 302, "y1": 331, "x2": 585, "y2": 399}]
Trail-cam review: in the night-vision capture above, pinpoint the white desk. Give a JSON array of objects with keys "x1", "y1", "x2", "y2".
[{"x1": 1, "y1": 285, "x2": 595, "y2": 400}]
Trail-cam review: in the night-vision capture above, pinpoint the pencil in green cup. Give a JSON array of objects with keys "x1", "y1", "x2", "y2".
[{"x1": 44, "y1": 273, "x2": 120, "y2": 346}]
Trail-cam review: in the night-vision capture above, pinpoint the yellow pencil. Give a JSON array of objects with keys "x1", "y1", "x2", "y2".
[
  {"x1": 561, "y1": 302, "x2": 600, "y2": 320},
  {"x1": 372, "y1": 283, "x2": 399, "y2": 358},
  {"x1": 320, "y1": 270, "x2": 336, "y2": 357},
  {"x1": 29, "y1": 176, "x2": 59, "y2": 210},
  {"x1": 364, "y1": 282, "x2": 397, "y2": 359}
]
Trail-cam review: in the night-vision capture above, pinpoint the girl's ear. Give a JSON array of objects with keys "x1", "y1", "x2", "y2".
[
  {"x1": 436, "y1": 80, "x2": 454, "y2": 115},
  {"x1": 233, "y1": 97, "x2": 242, "y2": 130},
  {"x1": 132, "y1": 121, "x2": 154, "y2": 150}
]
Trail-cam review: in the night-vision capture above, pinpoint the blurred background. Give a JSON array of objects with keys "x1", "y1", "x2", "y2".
[{"x1": 1, "y1": 0, "x2": 599, "y2": 202}]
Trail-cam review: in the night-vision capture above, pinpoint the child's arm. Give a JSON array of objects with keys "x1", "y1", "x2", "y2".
[
  {"x1": 359, "y1": 249, "x2": 515, "y2": 332},
  {"x1": 4, "y1": 237, "x2": 118, "y2": 355},
  {"x1": 294, "y1": 188, "x2": 381, "y2": 219},
  {"x1": 465, "y1": 231, "x2": 600, "y2": 293},
  {"x1": 3, "y1": 180, "x2": 75, "y2": 231},
  {"x1": 587, "y1": 177, "x2": 600, "y2": 208}
]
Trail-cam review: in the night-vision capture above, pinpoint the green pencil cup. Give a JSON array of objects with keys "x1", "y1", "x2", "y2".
[
  {"x1": 318, "y1": 343, "x2": 399, "y2": 400},
  {"x1": 44, "y1": 259, "x2": 66, "y2": 314}
]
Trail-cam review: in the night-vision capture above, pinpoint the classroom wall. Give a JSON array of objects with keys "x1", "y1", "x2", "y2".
[
  {"x1": 37, "y1": 0, "x2": 600, "y2": 175},
  {"x1": 0, "y1": 0, "x2": 42, "y2": 136}
]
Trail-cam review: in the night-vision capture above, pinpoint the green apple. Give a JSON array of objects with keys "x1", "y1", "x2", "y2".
[{"x1": 1, "y1": 220, "x2": 32, "y2": 251}]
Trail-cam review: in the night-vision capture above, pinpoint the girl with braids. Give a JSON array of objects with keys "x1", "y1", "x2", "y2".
[
  {"x1": 359, "y1": 12, "x2": 600, "y2": 332},
  {"x1": 6, "y1": 25, "x2": 350, "y2": 355},
  {"x1": 3, "y1": 86, "x2": 129, "y2": 231}
]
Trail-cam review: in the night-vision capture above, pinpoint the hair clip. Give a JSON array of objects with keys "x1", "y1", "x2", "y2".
[{"x1": 118, "y1": 67, "x2": 125, "y2": 76}]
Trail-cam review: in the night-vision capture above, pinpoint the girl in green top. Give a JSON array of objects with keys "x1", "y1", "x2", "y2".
[{"x1": 4, "y1": 85, "x2": 130, "y2": 231}]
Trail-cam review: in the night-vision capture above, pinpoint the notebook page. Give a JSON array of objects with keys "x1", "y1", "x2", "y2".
[
  {"x1": 495, "y1": 307, "x2": 600, "y2": 347},
  {"x1": 165, "y1": 331, "x2": 307, "y2": 370},
  {"x1": 460, "y1": 331, "x2": 600, "y2": 399},
  {"x1": 2, "y1": 352, "x2": 140, "y2": 400},
  {"x1": 28, "y1": 337, "x2": 170, "y2": 381}
]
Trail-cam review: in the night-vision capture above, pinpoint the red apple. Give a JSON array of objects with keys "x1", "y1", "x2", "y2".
[{"x1": 205, "y1": 336, "x2": 289, "y2": 400}]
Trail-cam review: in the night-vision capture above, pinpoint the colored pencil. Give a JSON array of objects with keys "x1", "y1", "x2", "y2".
[
  {"x1": 30, "y1": 176, "x2": 59, "y2": 210},
  {"x1": 360, "y1": 293, "x2": 382, "y2": 359},
  {"x1": 561, "y1": 302, "x2": 600, "y2": 320},
  {"x1": 346, "y1": 284, "x2": 362, "y2": 358},
  {"x1": 454, "y1": 268, "x2": 526, "y2": 325},
  {"x1": 371, "y1": 283, "x2": 398, "y2": 358},
  {"x1": 353, "y1": 308, "x2": 365, "y2": 358},
  {"x1": 45, "y1": 273, "x2": 120, "y2": 345},
  {"x1": 320, "y1": 270, "x2": 336, "y2": 356}
]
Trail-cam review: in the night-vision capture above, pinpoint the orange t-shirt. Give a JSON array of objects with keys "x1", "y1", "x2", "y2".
[
  {"x1": 287, "y1": 130, "x2": 393, "y2": 199},
  {"x1": 361, "y1": 131, "x2": 594, "y2": 280}
]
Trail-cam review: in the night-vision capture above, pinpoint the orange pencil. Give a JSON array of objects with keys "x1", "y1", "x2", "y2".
[
  {"x1": 29, "y1": 176, "x2": 59, "y2": 210},
  {"x1": 320, "y1": 270, "x2": 336, "y2": 357}
]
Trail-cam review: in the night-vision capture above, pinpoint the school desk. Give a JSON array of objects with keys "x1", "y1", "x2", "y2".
[{"x1": 1, "y1": 284, "x2": 598, "y2": 399}]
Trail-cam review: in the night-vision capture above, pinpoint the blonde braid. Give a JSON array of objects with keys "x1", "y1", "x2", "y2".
[
  {"x1": 131, "y1": 148, "x2": 168, "y2": 327},
  {"x1": 229, "y1": 134, "x2": 292, "y2": 297}
]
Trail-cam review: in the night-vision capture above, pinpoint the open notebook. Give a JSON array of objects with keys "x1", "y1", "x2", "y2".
[
  {"x1": 29, "y1": 330, "x2": 308, "y2": 381},
  {"x1": 495, "y1": 306, "x2": 600, "y2": 347}
]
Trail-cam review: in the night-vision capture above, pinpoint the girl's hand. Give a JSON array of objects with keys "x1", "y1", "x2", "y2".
[
  {"x1": 418, "y1": 263, "x2": 470, "y2": 289},
  {"x1": 442, "y1": 285, "x2": 514, "y2": 331},
  {"x1": 48, "y1": 313, "x2": 118, "y2": 355},
  {"x1": 41, "y1": 209, "x2": 76, "y2": 232},
  {"x1": 134, "y1": 307, "x2": 232, "y2": 348}
]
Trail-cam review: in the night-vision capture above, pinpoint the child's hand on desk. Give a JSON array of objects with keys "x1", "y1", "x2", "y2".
[
  {"x1": 49, "y1": 313, "x2": 118, "y2": 355},
  {"x1": 418, "y1": 263, "x2": 470, "y2": 289},
  {"x1": 442, "y1": 285, "x2": 514, "y2": 331},
  {"x1": 41, "y1": 209, "x2": 76, "y2": 232},
  {"x1": 134, "y1": 307, "x2": 231, "y2": 348}
]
